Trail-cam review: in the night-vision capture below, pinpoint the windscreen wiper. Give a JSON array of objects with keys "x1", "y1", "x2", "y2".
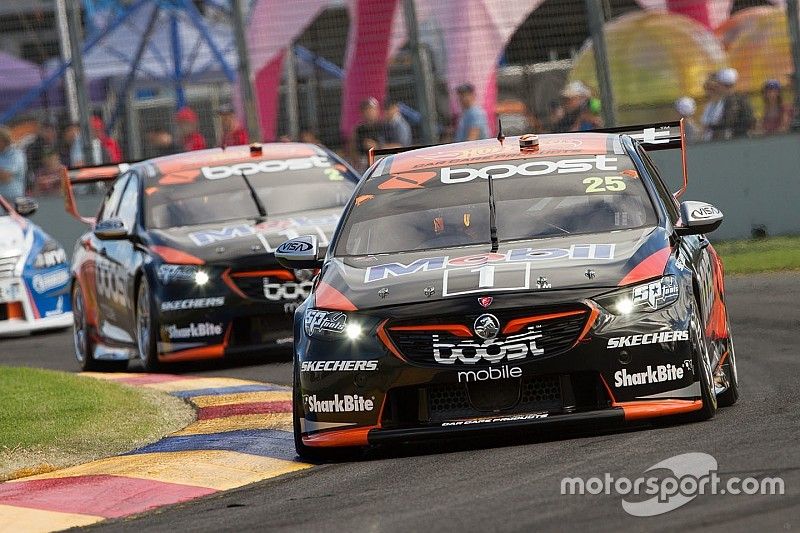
[
  {"x1": 487, "y1": 172, "x2": 499, "y2": 253},
  {"x1": 238, "y1": 170, "x2": 268, "y2": 220}
]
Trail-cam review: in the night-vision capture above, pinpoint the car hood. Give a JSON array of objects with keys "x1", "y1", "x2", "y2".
[
  {"x1": 317, "y1": 226, "x2": 673, "y2": 311},
  {"x1": 147, "y1": 207, "x2": 342, "y2": 265},
  {"x1": 0, "y1": 216, "x2": 26, "y2": 256}
]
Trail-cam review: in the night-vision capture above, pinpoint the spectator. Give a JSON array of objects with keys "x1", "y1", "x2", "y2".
[
  {"x1": 675, "y1": 96, "x2": 701, "y2": 142},
  {"x1": 383, "y1": 100, "x2": 412, "y2": 147},
  {"x1": 91, "y1": 115, "x2": 122, "y2": 163},
  {"x1": 26, "y1": 120, "x2": 57, "y2": 176},
  {"x1": 32, "y1": 150, "x2": 65, "y2": 195},
  {"x1": 350, "y1": 97, "x2": 385, "y2": 169},
  {"x1": 700, "y1": 73, "x2": 724, "y2": 141},
  {"x1": 544, "y1": 100, "x2": 565, "y2": 133},
  {"x1": 554, "y1": 81, "x2": 591, "y2": 132},
  {"x1": 0, "y1": 126, "x2": 27, "y2": 200},
  {"x1": 454, "y1": 83, "x2": 489, "y2": 142},
  {"x1": 713, "y1": 68, "x2": 755, "y2": 139},
  {"x1": 144, "y1": 128, "x2": 179, "y2": 158},
  {"x1": 299, "y1": 130, "x2": 321, "y2": 145},
  {"x1": 217, "y1": 104, "x2": 248, "y2": 146},
  {"x1": 175, "y1": 107, "x2": 206, "y2": 151},
  {"x1": 759, "y1": 79, "x2": 789, "y2": 135},
  {"x1": 577, "y1": 97, "x2": 603, "y2": 131},
  {"x1": 62, "y1": 123, "x2": 103, "y2": 167}
]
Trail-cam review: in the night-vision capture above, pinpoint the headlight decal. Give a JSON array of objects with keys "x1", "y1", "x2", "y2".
[
  {"x1": 595, "y1": 276, "x2": 680, "y2": 315},
  {"x1": 304, "y1": 308, "x2": 348, "y2": 339}
]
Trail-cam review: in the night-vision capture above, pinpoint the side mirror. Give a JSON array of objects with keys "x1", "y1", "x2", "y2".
[
  {"x1": 275, "y1": 235, "x2": 323, "y2": 269},
  {"x1": 94, "y1": 218, "x2": 128, "y2": 240},
  {"x1": 676, "y1": 201, "x2": 723, "y2": 236},
  {"x1": 14, "y1": 197, "x2": 38, "y2": 217}
]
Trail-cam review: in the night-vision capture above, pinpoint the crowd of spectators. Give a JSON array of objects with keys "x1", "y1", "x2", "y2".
[{"x1": 3, "y1": 68, "x2": 797, "y2": 199}]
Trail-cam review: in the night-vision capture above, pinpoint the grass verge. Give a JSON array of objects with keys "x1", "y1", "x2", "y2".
[
  {"x1": 0, "y1": 367, "x2": 194, "y2": 481},
  {"x1": 713, "y1": 235, "x2": 800, "y2": 275}
]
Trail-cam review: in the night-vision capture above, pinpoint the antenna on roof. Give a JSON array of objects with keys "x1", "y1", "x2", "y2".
[{"x1": 497, "y1": 118, "x2": 505, "y2": 144}]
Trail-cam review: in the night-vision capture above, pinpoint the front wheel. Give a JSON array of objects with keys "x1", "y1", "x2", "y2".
[
  {"x1": 135, "y1": 276, "x2": 160, "y2": 372},
  {"x1": 716, "y1": 316, "x2": 739, "y2": 407},
  {"x1": 690, "y1": 302, "x2": 717, "y2": 421},
  {"x1": 72, "y1": 283, "x2": 127, "y2": 372}
]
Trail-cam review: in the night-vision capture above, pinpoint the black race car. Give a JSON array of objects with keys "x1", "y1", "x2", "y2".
[
  {"x1": 276, "y1": 123, "x2": 738, "y2": 459},
  {"x1": 63, "y1": 143, "x2": 358, "y2": 371}
]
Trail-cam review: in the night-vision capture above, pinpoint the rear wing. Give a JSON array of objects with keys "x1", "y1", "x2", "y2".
[
  {"x1": 61, "y1": 163, "x2": 130, "y2": 224},
  {"x1": 592, "y1": 119, "x2": 688, "y2": 198}
]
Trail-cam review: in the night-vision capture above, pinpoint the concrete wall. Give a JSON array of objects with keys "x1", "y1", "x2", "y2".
[
  {"x1": 24, "y1": 134, "x2": 800, "y2": 256},
  {"x1": 650, "y1": 133, "x2": 800, "y2": 241}
]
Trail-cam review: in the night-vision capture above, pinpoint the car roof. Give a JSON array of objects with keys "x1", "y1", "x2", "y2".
[
  {"x1": 135, "y1": 142, "x2": 337, "y2": 185},
  {"x1": 378, "y1": 133, "x2": 619, "y2": 175}
]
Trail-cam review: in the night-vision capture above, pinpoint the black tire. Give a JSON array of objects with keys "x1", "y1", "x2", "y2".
[
  {"x1": 72, "y1": 283, "x2": 127, "y2": 372},
  {"x1": 690, "y1": 301, "x2": 717, "y2": 421},
  {"x1": 716, "y1": 316, "x2": 739, "y2": 407},
  {"x1": 292, "y1": 363, "x2": 359, "y2": 462},
  {"x1": 135, "y1": 275, "x2": 160, "y2": 372}
]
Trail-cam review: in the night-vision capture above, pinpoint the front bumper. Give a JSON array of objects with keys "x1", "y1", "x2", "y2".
[
  {"x1": 0, "y1": 273, "x2": 72, "y2": 337},
  {"x1": 296, "y1": 287, "x2": 704, "y2": 448}
]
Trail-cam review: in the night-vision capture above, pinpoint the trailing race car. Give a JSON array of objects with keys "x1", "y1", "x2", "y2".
[
  {"x1": 62, "y1": 143, "x2": 358, "y2": 371},
  {"x1": 277, "y1": 122, "x2": 738, "y2": 459},
  {"x1": 0, "y1": 195, "x2": 72, "y2": 336}
]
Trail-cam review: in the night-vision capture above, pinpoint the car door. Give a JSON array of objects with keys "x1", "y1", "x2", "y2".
[{"x1": 96, "y1": 172, "x2": 141, "y2": 342}]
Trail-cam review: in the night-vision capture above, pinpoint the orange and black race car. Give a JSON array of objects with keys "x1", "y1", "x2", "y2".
[
  {"x1": 62, "y1": 143, "x2": 359, "y2": 371},
  {"x1": 275, "y1": 121, "x2": 739, "y2": 460}
]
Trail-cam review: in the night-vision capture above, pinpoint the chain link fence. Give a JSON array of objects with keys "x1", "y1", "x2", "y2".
[{"x1": 0, "y1": 0, "x2": 794, "y2": 195}]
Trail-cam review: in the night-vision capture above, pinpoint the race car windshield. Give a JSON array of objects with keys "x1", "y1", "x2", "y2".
[
  {"x1": 336, "y1": 153, "x2": 657, "y2": 256},
  {"x1": 144, "y1": 154, "x2": 356, "y2": 229}
]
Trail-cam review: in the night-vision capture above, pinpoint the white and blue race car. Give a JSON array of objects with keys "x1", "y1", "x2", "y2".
[{"x1": 0, "y1": 195, "x2": 72, "y2": 336}]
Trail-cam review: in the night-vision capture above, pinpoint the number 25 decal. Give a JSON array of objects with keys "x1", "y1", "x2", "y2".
[{"x1": 583, "y1": 176, "x2": 626, "y2": 193}]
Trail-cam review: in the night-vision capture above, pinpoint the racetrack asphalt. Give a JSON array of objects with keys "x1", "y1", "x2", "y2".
[{"x1": 2, "y1": 273, "x2": 798, "y2": 532}]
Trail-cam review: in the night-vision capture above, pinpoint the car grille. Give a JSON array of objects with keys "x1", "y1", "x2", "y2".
[
  {"x1": 425, "y1": 375, "x2": 562, "y2": 422},
  {"x1": 0, "y1": 255, "x2": 19, "y2": 278},
  {"x1": 385, "y1": 307, "x2": 588, "y2": 366},
  {"x1": 228, "y1": 269, "x2": 313, "y2": 303}
]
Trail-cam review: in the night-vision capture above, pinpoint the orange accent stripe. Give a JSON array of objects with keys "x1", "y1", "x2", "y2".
[
  {"x1": 599, "y1": 374, "x2": 703, "y2": 420},
  {"x1": 598, "y1": 374, "x2": 617, "y2": 404},
  {"x1": 6, "y1": 302, "x2": 23, "y2": 319},
  {"x1": 221, "y1": 268, "x2": 246, "y2": 298},
  {"x1": 676, "y1": 117, "x2": 689, "y2": 199},
  {"x1": 314, "y1": 281, "x2": 357, "y2": 311},
  {"x1": 716, "y1": 350, "x2": 730, "y2": 371},
  {"x1": 618, "y1": 247, "x2": 671, "y2": 286},
  {"x1": 619, "y1": 400, "x2": 703, "y2": 421},
  {"x1": 575, "y1": 304, "x2": 601, "y2": 343},
  {"x1": 389, "y1": 324, "x2": 473, "y2": 337},
  {"x1": 502, "y1": 310, "x2": 585, "y2": 335},
  {"x1": 150, "y1": 245, "x2": 204, "y2": 265},
  {"x1": 377, "y1": 320, "x2": 408, "y2": 362},
  {"x1": 302, "y1": 426, "x2": 373, "y2": 447},
  {"x1": 230, "y1": 269, "x2": 294, "y2": 281}
]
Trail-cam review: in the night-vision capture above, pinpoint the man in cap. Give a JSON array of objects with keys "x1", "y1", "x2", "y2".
[
  {"x1": 0, "y1": 126, "x2": 26, "y2": 200},
  {"x1": 175, "y1": 106, "x2": 207, "y2": 151},
  {"x1": 454, "y1": 83, "x2": 489, "y2": 142},
  {"x1": 554, "y1": 81, "x2": 592, "y2": 132},
  {"x1": 675, "y1": 96, "x2": 700, "y2": 142},
  {"x1": 217, "y1": 103, "x2": 249, "y2": 146}
]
